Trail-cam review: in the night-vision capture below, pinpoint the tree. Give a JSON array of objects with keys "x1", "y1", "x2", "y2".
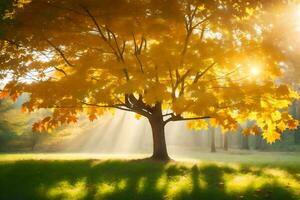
[
  {"x1": 210, "y1": 127, "x2": 216, "y2": 153},
  {"x1": 295, "y1": 102, "x2": 300, "y2": 144},
  {"x1": 0, "y1": 0, "x2": 299, "y2": 160},
  {"x1": 241, "y1": 121, "x2": 250, "y2": 150},
  {"x1": 255, "y1": 134, "x2": 263, "y2": 150},
  {"x1": 291, "y1": 102, "x2": 300, "y2": 144},
  {"x1": 223, "y1": 132, "x2": 229, "y2": 151},
  {"x1": 241, "y1": 134, "x2": 250, "y2": 150},
  {"x1": 0, "y1": 99, "x2": 34, "y2": 150},
  {"x1": 0, "y1": 100, "x2": 13, "y2": 148}
]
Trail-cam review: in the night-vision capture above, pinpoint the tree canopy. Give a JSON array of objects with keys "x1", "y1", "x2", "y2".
[{"x1": 0, "y1": 0, "x2": 299, "y2": 148}]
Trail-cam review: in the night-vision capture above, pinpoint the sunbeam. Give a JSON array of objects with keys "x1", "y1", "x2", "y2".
[{"x1": 59, "y1": 111, "x2": 225, "y2": 158}]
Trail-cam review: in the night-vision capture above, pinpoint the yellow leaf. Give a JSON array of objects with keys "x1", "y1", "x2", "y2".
[
  {"x1": 271, "y1": 111, "x2": 281, "y2": 122},
  {"x1": 209, "y1": 118, "x2": 218, "y2": 127},
  {"x1": 263, "y1": 131, "x2": 281, "y2": 144},
  {"x1": 0, "y1": 90, "x2": 9, "y2": 99},
  {"x1": 135, "y1": 114, "x2": 142, "y2": 120},
  {"x1": 187, "y1": 120, "x2": 208, "y2": 130},
  {"x1": 276, "y1": 85, "x2": 290, "y2": 97},
  {"x1": 89, "y1": 113, "x2": 97, "y2": 121},
  {"x1": 243, "y1": 125, "x2": 260, "y2": 136},
  {"x1": 243, "y1": 128, "x2": 251, "y2": 135},
  {"x1": 287, "y1": 119, "x2": 299, "y2": 130},
  {"x1": 277, "y1": 121, "x2": 286, "y2": 132}
]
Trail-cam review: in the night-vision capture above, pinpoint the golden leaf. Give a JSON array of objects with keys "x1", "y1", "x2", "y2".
[
  {"x1": 89, "y1": 113, "x2": 97, "y2": 121},
  {"x1": 263, "y1": 131, "x2": 281, "y2": 144},
  {"x1": 135, "y1": 114, "x2": 142, "y2": 120}
]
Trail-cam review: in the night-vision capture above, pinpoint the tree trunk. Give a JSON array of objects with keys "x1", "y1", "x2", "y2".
[
  {"x1": 224, "y1": 133, "x2": 228, "y2": 151},
  {"x1": 295, "y1": 131, "x2": 300, "y2": 144},
  {"x1": 294, "y1": 104, "x2": 300, "y2": 144},
  {"x1": 149, "y1": 116, "x2": 169, "y2": 161},
  {"x1": 255, "y1": 135, "x2": 262, "y2": 150},
  {"x1": 242, "y1": 135, "x2": 249, "y2": 150},
  {"x1": 31, "y1": 132, "x2": 37, "y2": 151},
  {"x1": 211, "y1": 128, "x2": 216, "y2": 152},
  {"x1": 220, "y1": 131, "x2": 223, "y2": 148}
]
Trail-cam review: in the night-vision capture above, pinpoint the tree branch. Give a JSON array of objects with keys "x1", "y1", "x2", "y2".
[
  {"x1": 46, "y1": 39, "x2": 74, "y2": 67},
  {"x1": 164, "y1": 114, "x2": 211, "y2": 124},
  {"x1": 79, "y1": 101, "x2": 149, "y2": 114},
  {"x1": 193, "y1": 62, "x2": 216, "y2": 83},
  {"x1": 80, "y1": 5, "x2": 121, "y2": 60},
  {"x1": 132, "y1": 32, "x2": 144, "y2": 73},
  {"x1": 1, "y1": 38, "x2": 21, "y2": 48},
  {"x1": 81, "y1": 5, "x2": 130, "y2": 81},
  {"x1": 54, "y1": 67, "x2": 68, "y2": 76}
]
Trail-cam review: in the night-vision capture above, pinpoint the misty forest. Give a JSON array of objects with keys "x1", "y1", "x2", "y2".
[{"x1": 1, "y1": 0, "x2": 300, "y2": 200}]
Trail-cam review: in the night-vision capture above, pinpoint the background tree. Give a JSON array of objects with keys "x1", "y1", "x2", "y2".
[
  {"x1": 242, "y1": 135, "x2": 250, "y2": 150},
  {"x1": 0, "y1": 0, "x2": 299, "y2": 160},
  {"x1": 0, "y1": 99, "x2": 34, "y2": 151},
  {"x1": 255, "y1": 134, "x2": 263, "y2": 150},
  {"x1": 223, "y1": 132, "x2": 229, "y2": 151},
  {"x1": 0, "y1": 100, "x2": 14, "y2": 149},
  {"x1": 210, "y1": 127, "x2": 216, "y2": 153}
]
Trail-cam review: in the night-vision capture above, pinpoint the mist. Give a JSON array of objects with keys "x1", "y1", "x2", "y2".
[{"x1": 59, "y1": 111, "x2": 219, "y2": 157}]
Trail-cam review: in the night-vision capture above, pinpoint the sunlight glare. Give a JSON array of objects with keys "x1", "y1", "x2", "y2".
[
  {"x1": 295, "y1": 5, "x2": 300, "y2": 31},
  {"x1": 250, "y1": 66, "x2": 261, "y2": 76}
]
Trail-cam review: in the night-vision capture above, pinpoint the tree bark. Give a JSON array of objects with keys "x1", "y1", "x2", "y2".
[
  {"x1": 224, "y1": 133, "x2": 228, "y2": 151},
  {"x1": 242, "y1": 135, "x2": 249, "y2": 150},
  {"x1": 220, "y1": 131, "x2": 223, "y2": 148},
  {"x1": 31, "y1": 132, "x2": 37, "y2": 151},
  {"x1": 295, "y1": 103, "x2": 300, "y2": 144},
  {"x1": 255, "y1": 135, "x2": 262, "y2": 150},
  {"x1": 211, "y1": 128, "x2": 216, "y2": 152},
  {"x1": 149, "y1": 111, "x2": 170, "y2": 161}
]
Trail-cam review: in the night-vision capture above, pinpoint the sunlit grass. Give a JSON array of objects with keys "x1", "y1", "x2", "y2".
[
  {"x1": 0, "y1": 153, "x2": 300, "y2": 200},
  {"x1": 0, "y1": 153, "x2": 149, "y2": 161},
  {"x1": 1, "y1": 151, "x2": 300, "y2": 165},
  {"x1": 45, "y1": 179, "x2": 87, "y2": 200}
]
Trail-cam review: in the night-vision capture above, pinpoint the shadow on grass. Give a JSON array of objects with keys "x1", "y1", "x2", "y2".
[{"x1": 0, "y1": 159, "x2": 299, "y2": 200}]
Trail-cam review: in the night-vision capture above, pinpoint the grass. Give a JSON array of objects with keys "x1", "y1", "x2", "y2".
[{"x1": 0, "y1": 153, "x2": 300, "y2": 200}]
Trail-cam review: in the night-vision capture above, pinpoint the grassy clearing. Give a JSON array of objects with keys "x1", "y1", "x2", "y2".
[{"x1": 0, "y1": 153, "x2": 300, "y2": 200}]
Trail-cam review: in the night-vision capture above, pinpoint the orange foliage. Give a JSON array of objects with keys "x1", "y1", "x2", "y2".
[{"x1": 0, "y1": 0, "x2": 299, "y2": 144}]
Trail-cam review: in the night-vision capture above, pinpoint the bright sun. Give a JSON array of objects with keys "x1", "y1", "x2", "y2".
[{"x1": 250, "y1": 67, "x2": 261, "y2": 76}]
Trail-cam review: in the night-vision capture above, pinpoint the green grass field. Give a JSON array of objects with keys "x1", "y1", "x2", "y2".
[{"x1": 0, "y1": 153, "x2": 300, "y2": 200}]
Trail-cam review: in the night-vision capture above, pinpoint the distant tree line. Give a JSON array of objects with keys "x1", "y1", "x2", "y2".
[
  {"x1": 207, "y1": 101, "x2": 300, "y2": 152},
  {"x1": 1, "y1": 99, "x2": 300, "y2": 152}
]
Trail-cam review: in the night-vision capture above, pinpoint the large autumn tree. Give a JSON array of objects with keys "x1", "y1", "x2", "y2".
[{"x1": 0, "y1": 0, "x2": 299, "y2": 160}]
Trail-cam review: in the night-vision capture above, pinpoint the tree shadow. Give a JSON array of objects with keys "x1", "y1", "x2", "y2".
[{"x1": 0, "y1": 159, "x2": 299, "y2": 200}]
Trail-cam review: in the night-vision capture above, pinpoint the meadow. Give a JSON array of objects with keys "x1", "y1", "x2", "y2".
[{"x1": 0, "y1": 152, "x2": 299, "y2": 200}]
